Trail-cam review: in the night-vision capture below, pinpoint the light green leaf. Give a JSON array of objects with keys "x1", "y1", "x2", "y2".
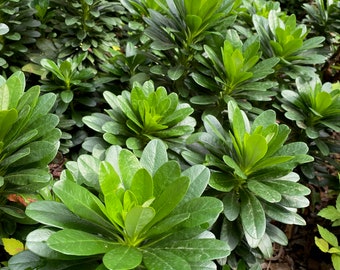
[
  {"x1": 176, "y1": 197, "x2": 223, "y2": 228},
  {"x1": 47, "y1": 229, "x2": 118, "y2": 256},
  {"x1": 26, "y1": 228, "x2": 75, "y2": 260},
  {"x1": 130, "y1": 169, "x2": 153, "y2": 204},
  {"x1": 125, "y1": 206, "x2": 155, "y2": 239},
  {"x1": 315, "y1": 237, "x2": 329, "y2": 253},
  {"x1": 53, "y1": 179, "x2": 113, "y2": 230},
  {"x1": 181, "y1": 165, "x2": 210, "y2": 204},
  {"x1": 26, "y1": 201, "x2": 115, "y2": 236},
  {"x1": 317, "y1": 225, "x2": 338, "y2": 247},
  {"x1": 149, "y1": 176, "x2": 189, "y2": 226},
  {"x1": 60, "y1": 90, "x2": 73, "y2": 104},
  {"x1": 99, "y1": 161, "x2": 121, "y2": 198},
  {"x1": 118, "y1": 149, "x2": 141, "y2": 189},
  {"x1": 242, "y1": 134, "x2": 267, "y2": 172},
  {"x1": 0, "y1": 109, "x2": 18, "y2": 141},
  {"x1": 331, "y1": 254, "x2": 340, "y2": 270},
  {"x1": 156, "y1": 238, "x2": 230, "y2": 263},
  {"x1": 247, "y1": 180, "x2": 281, "y2": 203},
  {"x1": 263, "y1": 203, "x2": 306, "y2": 225},
  {"x1": 258, "y1": 233, "x2": 273, "y2": 259},
  {"x1": 262, "y1": 180, "x2": 310, "y2": 196},
  {"x1": 78, "y1": 155, "x2": 100, "y2": 189},
  {"x1": 240, "y1": 190, "x2": 266, "y2": 240},
  {"x1": 140, "y1": 139, "x2": 168, "y2": 176}
]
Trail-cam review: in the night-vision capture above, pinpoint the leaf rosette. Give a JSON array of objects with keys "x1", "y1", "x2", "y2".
[
  {"x1": 183, "y1": 101, "x2": 313, "y2": 261},
  {"x1": 83, "y1": 80, "x2": 196, "y2": 155},
  {"x1": 0, "y1": 71, "x2": 61, "y2": 236},
  {"x1": 15, "y1": 140, "x2": 230, "y2": 270}
]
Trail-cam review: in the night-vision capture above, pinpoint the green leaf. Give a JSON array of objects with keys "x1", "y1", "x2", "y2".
[
  {"x1": 167, "y1": 65, "x2": 185, "y2": 81},
  {"x1": 317, "y1": 225, "x2": 338, "y2": 247},
  {"x1": 266, "y1": 223, "x2": 288, "y2": 246},
  {"x1": 0, "y1": 109, "x2": 18, "y2": 141},
  {"x1": 262, "y1": 180, "x2": 310, "y2": 196},
  {"x1": 26, "y1": 201, "x2": 114, "y2": 236},
  {"x1": 263, "y1": 203, "x2": 306, "y2": 225},
  {"x1": 185, "y1": 15, "x2": 202, "y2": 34},
  {"x1": 331, "y1": 254, "x2": 340, "y2": 270},
  {"x1": 130, "y1": 169, "x2": 154, "y2": 205},
  {"x1": 26, "y1": 228, "x2": 75, "y2": 260},
  {"x1": 41, "y1": 59, "x2": 65, "y2": 81},
  {"x1": 53, "y1": 179, "x2": 113, "y2": 230},
  {"x1": 176, "y1": 197, "x2": 223, "y2": 228},
  {"x1": 222, "y1": 191, "x2": 240, "y2": 221},
  {"x1": 156, "y1": 238, "x2": 230, "y2": 263},
  {"x1": 4, "y1": 168, "x2": 50, "y2": 186},
  {"x1": 240, "y1": 190, "x2": 266, "y2": 240},
  {"x1": 7, "y1": 250, "x2": 42, "y2": 270},
  {"x1": 125, "y1": 206, "x2": 155, "y2": 240},
  {"x1": 60, "y1": 90, "x2": 74, "y2": 103},
  {"x1": 119, "y1": 149, "x2": 142, "y2": 189},
  {"x1": 209, "y1": 171, "x2": 238, "y2": 192},
  {"x1": 247, "y1": 180, "x2": 281, "y2": 203},
  {"x1": 242, "y1": 134, "x2": 267, "y2": 173},
  {"x1": 47, "y1": 229, "x2": 118, "y2": 256},
  {"x1": 315, "y1": 237, "x2": 329, "y2": 253},
  {"x1": 146, "y1": 213, "x2": 190, "y2": 237},
  {"x1": 140, "y1": 139, "x2": 168, "y2": 176},
  {"x1": 181, "y1": 165, "x2": 210, "y2": 204},
  {"x1": 143, "y1": 249, "x2": 191, "y2": 270},
  {"x1": 153, "y1": 160, "x2": 181, "y2": 196},
  {"x1": 149, "y1": 176, "x2": 190, "y2": 226},
  {"x1": 103, "y1": 245, "x2": 143, "y2": 270}
]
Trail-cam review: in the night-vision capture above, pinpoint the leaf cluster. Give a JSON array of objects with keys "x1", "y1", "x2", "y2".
[
  {"x1": 183, "y1": 101, "x2": 313, "y2": 263},
  {"x1": 12, "y1": 140, "x2": 229, "y2": 270},
  {"x1": 0, "y1": 71, "x2": 60, "y2": 237},
  {"x1": 0, "y1": 0, "x2": 40, "y2": 70},
  {"x1": 280, "y1": 75, "x2": 340, "y2": 155},
  {"x1": 83, "y1": 80, "x2": 195, "y2": 155},
  {"x1": 253, "y1": 10, "x2": 326, "y2": 79},
  {"x1": 192, "y1": 30, "x2": 279, "y2": 110}
]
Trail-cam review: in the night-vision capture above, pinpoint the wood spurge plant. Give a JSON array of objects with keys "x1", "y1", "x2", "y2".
[
  {"x1": 184, "y1": 101, "x2": 313, "y2": 267},
  {"x1": 0, "y1": 0, "x2": 339, "y2": 269},
  {"x1": 83, "y1": 80, "x2": 196, "y2": 155},
  {"x1": 11, "y1": 140, "x2": 229, "y2": 269},
  {"x1": 0, "y1": 71, "x2": 60, "y2": 241}
]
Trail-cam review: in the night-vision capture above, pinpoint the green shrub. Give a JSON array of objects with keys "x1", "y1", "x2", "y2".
[
  {"x1": 83, "y1": 80, "x2": 196, "y2": 156},
  {"x1": 10, "y1": 140, "x2": 229, "y2": 269},
  {"x1": 0, "y1": 71, "x2": 60, "y2": 241},
  {"x1": 183, "y1": 101, "x2": 313, "y2": 267}
]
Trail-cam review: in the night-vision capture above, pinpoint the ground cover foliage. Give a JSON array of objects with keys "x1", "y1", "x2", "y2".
[{"x1": 0, "y1": 0, "x2": 339, "y2": 269}]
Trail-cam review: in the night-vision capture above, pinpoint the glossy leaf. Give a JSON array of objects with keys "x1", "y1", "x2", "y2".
[
  {"x1": 47, "y1": 229, "x2": 119, "y2": 256},
  {"x1": 103, "y1": 245, "x2": 143, "y2": 270},
  {"x1": 240, "y1": 190, "x2": 266, "y2": 240}
]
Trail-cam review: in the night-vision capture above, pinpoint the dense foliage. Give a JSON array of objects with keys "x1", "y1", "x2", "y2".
[{"x1": 0, "y1": 0, "x2": 339, "y2": 269}]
